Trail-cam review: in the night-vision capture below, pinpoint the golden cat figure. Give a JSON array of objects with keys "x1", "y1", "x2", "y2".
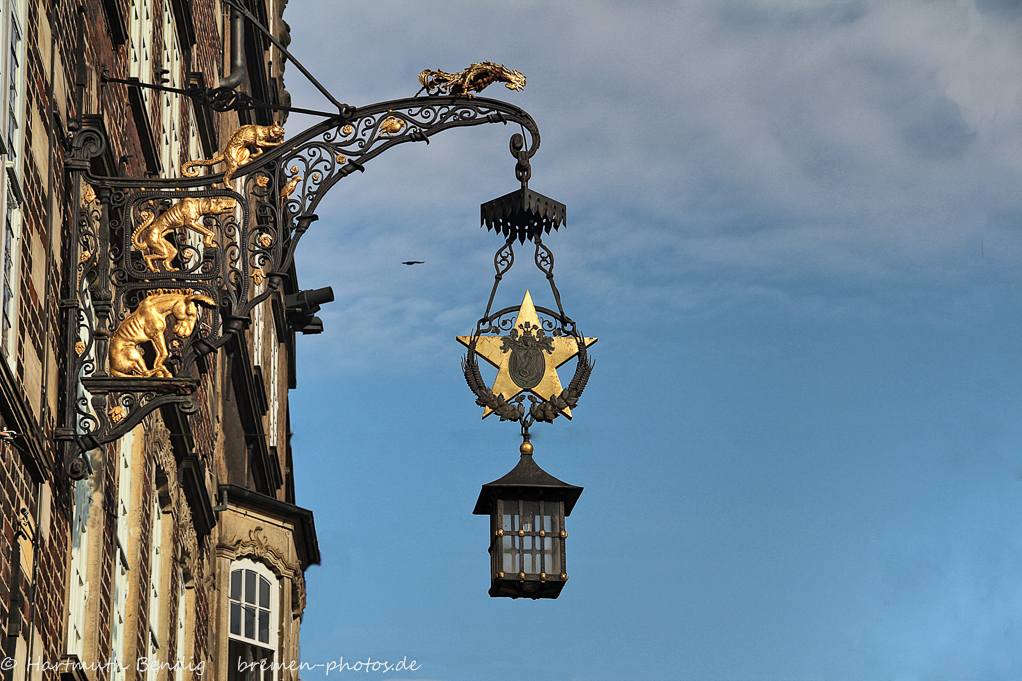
[
  {"x1": 182, "y1": 122, "x2": 285, "y2": 186},
  {"x1": 131, "y1": 197, "x2": 238, "y2": 272}
]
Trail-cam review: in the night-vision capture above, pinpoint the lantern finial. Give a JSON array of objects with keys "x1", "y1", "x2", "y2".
[{"x1": 520, "y1": 424, "x2": 533, "y2": 456}]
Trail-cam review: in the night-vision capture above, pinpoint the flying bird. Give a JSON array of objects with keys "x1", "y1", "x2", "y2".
[{"x1": 402, "y1": 261, "x2": 424, "y2": 265}]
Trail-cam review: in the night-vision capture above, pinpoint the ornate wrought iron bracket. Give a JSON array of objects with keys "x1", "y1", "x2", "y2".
[{"x1": 60, "y1": 95, "x2": 544, "y2": 479}]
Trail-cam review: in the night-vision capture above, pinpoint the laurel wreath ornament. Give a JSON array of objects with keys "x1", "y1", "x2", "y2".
[{"x1": 461, "y1": 330, "x2": 593, "y2": 426}]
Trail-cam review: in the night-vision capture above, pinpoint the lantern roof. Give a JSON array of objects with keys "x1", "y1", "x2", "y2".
[
  {"x1": 480, "y1": 187, "x2": 566, "y2": 244},
  {"x1": 473, "y1": 452, "x2": 583, "y2": 516}
]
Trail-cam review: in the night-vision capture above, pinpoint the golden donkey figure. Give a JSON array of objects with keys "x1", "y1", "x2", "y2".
[{"x1": 109, "y1": 291, "x2": 216, "y2": 378}]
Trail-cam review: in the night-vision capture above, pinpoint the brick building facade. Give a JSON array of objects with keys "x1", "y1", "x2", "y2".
[{"x1": 0, "y1": 2, "x2": 318, "y2": 681}]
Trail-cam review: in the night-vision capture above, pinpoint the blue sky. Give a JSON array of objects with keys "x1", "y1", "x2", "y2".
[{"x1": 280, "y1": 2, "x2": 1022, "y2": 679}]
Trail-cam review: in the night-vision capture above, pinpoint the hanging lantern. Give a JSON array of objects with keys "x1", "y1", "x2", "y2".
[
  {"x1": 473, "y1": 438, "x2": 582, "y2": 599},
  {"x1": 459, "y1": 133, "x2": 595, "y2": 598}
]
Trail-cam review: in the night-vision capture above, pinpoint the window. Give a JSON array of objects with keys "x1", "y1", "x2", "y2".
[
  {"x1": 111, "y1": 430, "x2": 136, "y2": 681},
  {"x1": 4, "y1": 1, "x2": 21, "y2": 162},
  {"x1": 0, "y1": 0, "x2": 25, "y2": 363},
  {"x1": 268, "y1": 325, "x2": 279, "y2": 449},
  {"x1": 1, "y1": 188, "x2": 18, "y2": 357},
  {"x1": 160, "y1": 0, "x2": 182, "y2": 176},
  {"x1": 66, "y1": 476, "x2": 92, "y2": 656},
  {"x1": 68, "y1": 274, "x2": 98, "y2": 656},
  {"x1": 187, "y1": 111, "x2": 199, "y2": 163},
  {"x1": 181, "y1": 113, "x2": 204, "y2": 260},
  {"x1": 146, "y1": 489, "x2": 165, "y2": 681},
  {"x1": 252, "y1": 287, "x2": 279, "y2": 448},
  {"x1": 128, "y1": 0, "x2": 153, "y2": 108},
  {"x1": 252, "y1": 285, "x2": 264, "y2": 363},
  {"x1": 174, "y1": 566, "x2": 189, "y2": 681},
  {"x1": 227, "y1": 559, "x2": 278, "y2": 681}
]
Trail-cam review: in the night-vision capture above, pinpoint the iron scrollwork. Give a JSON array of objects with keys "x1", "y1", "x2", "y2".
[{"x1": 61, "y1": 95, "x2": 545, "y2": 478}]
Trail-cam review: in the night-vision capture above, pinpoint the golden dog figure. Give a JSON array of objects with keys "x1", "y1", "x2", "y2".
[
  {"x1": 109, "y1": 291, "x2": 216, "y2": 378},
  {"x1": 131, "y1": 197, "x2": 237, "y2": 272}
]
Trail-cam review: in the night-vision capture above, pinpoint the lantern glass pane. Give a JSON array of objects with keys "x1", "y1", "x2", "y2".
[
  {"x1": 542, "y1": 501, "x2": 560, "y2": 535},
  {"x1": 502, "y1": 534, "x2": 519, "y2": 573},
  {"x1": 544, "y1": 536, "x2": 561, "y2": 574},
  {"x1": 522, "y1": 500, "x2": 540, "y2": 532},
  {"x1": 502, "y1": 506, "x2": 516, "y2": 533},
  {"x1": 523, "y1": 535, "x2": 536, "y2": 574}
]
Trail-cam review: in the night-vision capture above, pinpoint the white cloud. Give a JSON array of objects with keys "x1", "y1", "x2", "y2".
[{"x1": 281, "y1": 1, "x2": 1022, "y2": 368}]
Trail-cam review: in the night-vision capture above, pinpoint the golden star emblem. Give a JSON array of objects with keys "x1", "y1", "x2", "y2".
[{"x1": 457, "y1": 291, "x2": 597, "y2": 419}]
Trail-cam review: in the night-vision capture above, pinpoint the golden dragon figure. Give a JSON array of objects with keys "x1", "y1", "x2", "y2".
[
  {"x1": 131, "y1": 197, "x2": 238, "y2": 272},
  {"x1": 418, "y1": 62, "x2": 526, "y2": 98},
  {"x1": 182, "y1": 122, "x2": 285, "y2": 186}
]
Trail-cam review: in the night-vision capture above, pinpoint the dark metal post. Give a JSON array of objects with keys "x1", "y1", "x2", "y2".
[{"x1": 219, "y1": 4, "x2": 247, "y2": 90}]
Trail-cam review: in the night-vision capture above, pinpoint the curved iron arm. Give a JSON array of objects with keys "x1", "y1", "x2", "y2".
[
  {"x1": 60, "y1": 94, "x2": 543, "y2": 478},
  {"x1": 73, "y1": 95, "x2": 540, "y2": 189},
  {"x1": 270, "y1": 96, "x2": 540, "y2": 274}
]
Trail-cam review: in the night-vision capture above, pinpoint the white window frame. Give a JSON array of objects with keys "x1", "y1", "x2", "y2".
[
  {"x1": 67, "y1": 272, "x2": 99, "y2": 656},
  {"x1": 111, "y1": 430, "x2": 136, "y2": 681},
  {"x1": 251, "y1": 285, "x2": 280, "y2": 450},
  {"x1": 146, "y1": 487, "x2": 165, "y2": 681},
  {"x1": 0, "y1": 184, "x2": 21, "y2": 362},
  {"x1": 252, "y1": 283, "x2": 264, "y2": 365},
  {"x1": 3, "y1": 0, "x2": 24, "y2": 162},
  {"x1": 128, "y1": 0, "x2": 153, "y2": 109},
  {"x1": 268, "y1": 330, "x2": 278, "y2": 449},
  {"x1": 160, "y1": 0, "x2": 182, "y2": 176},
  {"x1": 0, "y1": 0, "x2": 26, "y2": 364},
  {"x1": 175, "y1": 566, "x2": 188, "y2": 681},
  {"x1": 227, "y1": 558, "x2": 279, "y2": 681},
  {"x1": 187, "y1": 111, "x2": 199, "y2": 163},
  {"x1": 66, "y1": 476, "x2": 92, "y2": 656}
]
